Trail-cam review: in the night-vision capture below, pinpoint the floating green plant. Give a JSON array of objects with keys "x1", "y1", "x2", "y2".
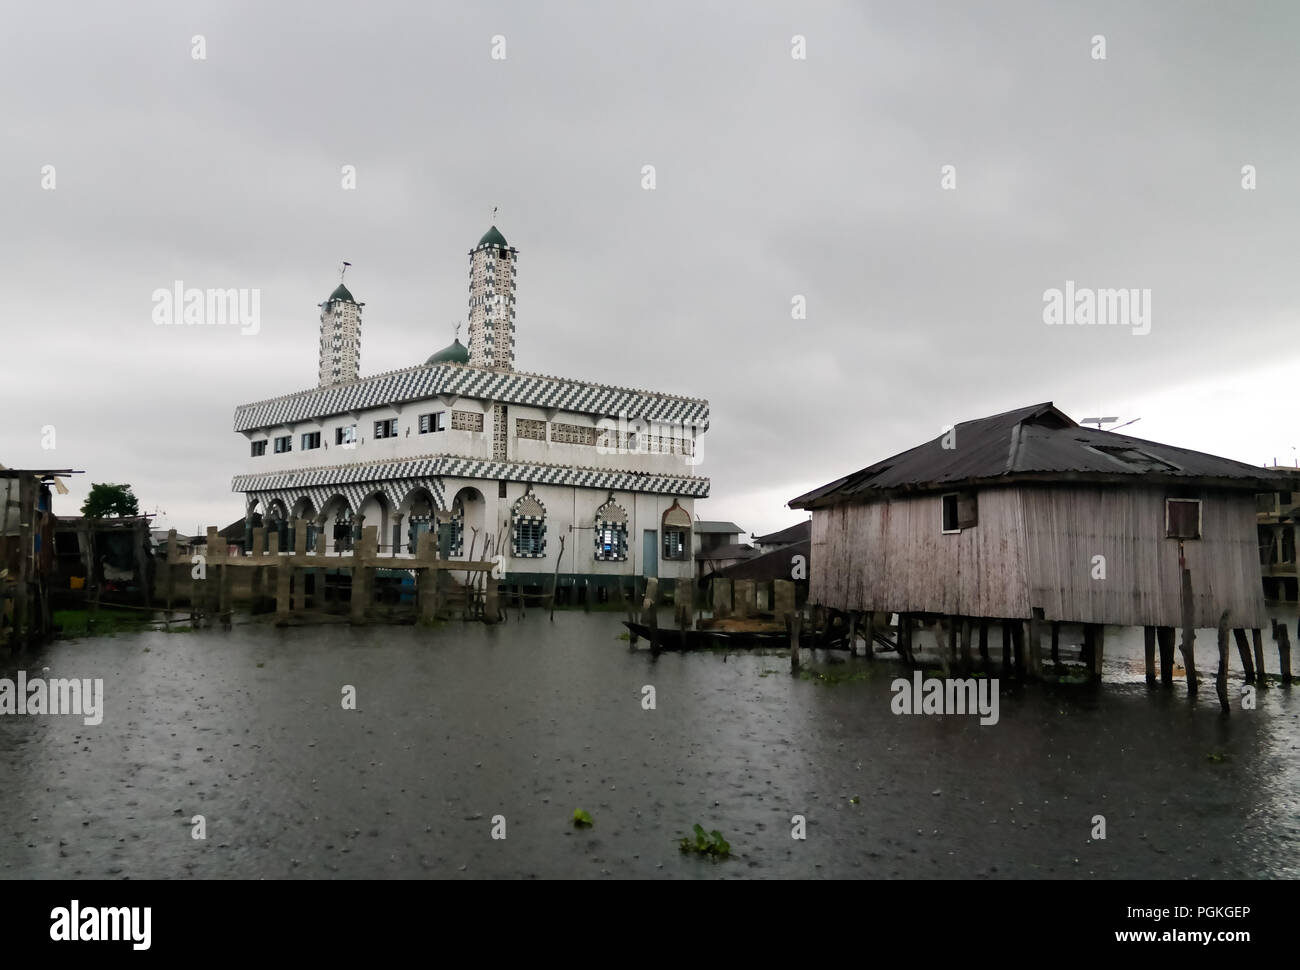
[
  {"x1": 573, "y1": 809, "x2": 593, "y2": 827},
  {"x1": 679, "y1": 823, "x2": 730, "y2": 857},
  {"x1": 1206, "y1": 751, "x2": 1230, "y2": 764}
]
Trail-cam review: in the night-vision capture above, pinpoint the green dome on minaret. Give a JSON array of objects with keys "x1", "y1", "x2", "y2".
[
  {"x1": 476, "y1": 225, "x2": 508, "y2": 250},
  {"x1": 426, "y1": 338, "x2": 469, "y2": 365},
  {"x1": 327, "y1": 283, "x2": 356, "y2": 303}
]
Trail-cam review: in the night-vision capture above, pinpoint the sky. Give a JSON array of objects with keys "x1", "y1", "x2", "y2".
[{"x1": 3, "y1": 0, "x2": 1298, "y2": 538}]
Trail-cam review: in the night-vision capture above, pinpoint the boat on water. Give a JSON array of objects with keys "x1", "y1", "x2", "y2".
[{"x1": 620, "y1": 616, "x2": 900, "y2": 652}]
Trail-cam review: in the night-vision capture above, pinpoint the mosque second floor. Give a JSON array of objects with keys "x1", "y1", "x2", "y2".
[{"x1": 232, "y1": 358, "x2": 710, "y2": 498}]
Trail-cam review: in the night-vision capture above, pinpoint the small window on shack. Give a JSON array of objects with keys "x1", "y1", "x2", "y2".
[
  {"x1": 1166, "y1": 498, "x2": 1201, "y2": 540},
  {"x1": 941, "y1": 491, "x2": 977, "y2": 534}
]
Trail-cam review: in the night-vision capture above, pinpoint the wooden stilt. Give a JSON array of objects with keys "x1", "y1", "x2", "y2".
[
  {"x1": 846, "y1": 612, "x2": 858, "y2": 657},
  {"x1": 1157, "y1": 626, "x2": 1175, "y2": 686},
  {"x1": 1010, "y1": 621, "x2": 1024, "y2": 677},
  {"x1": 1216, "y1": 611, "x2": 1231, "y2": 713},
  {"x1": 1050, "y1": 621, "x2": 1060, "y2": 665},
  {"x1": 978, "y1": 619, "x2": 989, "y2": 665},
  {"x1": 1092, "y1": 624, "x2": 1105, "y2": 682},
  {"x1": 899, "y1": 613, "x2": 914, "y2": 667},
  {"x1": 1028, "y1": 609, "x2": 1044, "y2": 679},
  {"x1": 1276, "y1": 623, "x2": 1293, "y2": 685},
  {"x1": 933, "y1": 618, "x2": 950, "y2": 678},
  {"x1": 1001, "y1": 622, "x2": 1012, "y2": 675},
  {"x1": 1143, "y1": 626, "x2": 1157, "y2": 685},
  {"x1": 1179, "y1": 560, "x2": 1198, "y2": 694},
  {"x1": 1081, "y1": 626, "x2": 1095, "y2": 671},
  {"x1": 1232, "y1": 628, "x2": 1255, "y2": 683},
  {"x1": 863, "y1": 611, "x2": 875, "y2": 659},
  {"x1": 1252, "y1": 628, "x2": 1267, "y2": 685},
  {"x1": 960, "y1": 617, "x2": 972, "y2": 671}
]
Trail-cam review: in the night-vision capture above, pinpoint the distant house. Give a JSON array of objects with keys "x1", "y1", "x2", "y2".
[
  {"x1": 1, "y1": 467, "x2": 76, "y2": 648},
  {"x1": 1257, "y1": 482, "x2": 1298, "y2": 604},
  {"x1": 691, "y1": 521, "x2": 754, "y2": 581},
  {"x1": 789, "y1": 402, "x2": 1300, "y2": 678},
  {"x1": 693, "y1": 521, "x2": 745, "y2": 554},
  {"x1": 751, "y1": 520, "x2": 810, "y2": 554},
  {"x1": 52, "y1": 515, "x2": 154, "y2": 605}
]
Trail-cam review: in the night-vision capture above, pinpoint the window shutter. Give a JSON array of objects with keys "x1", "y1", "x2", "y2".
[{"x1": 956, "y1": 492, "x2": 978, "y2": 529}]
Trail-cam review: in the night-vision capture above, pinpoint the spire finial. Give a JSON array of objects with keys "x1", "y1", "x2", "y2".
[
  {"x1": 491, "y1": 206, "x2": 498, "y2": 224},
  {"x1": 340, "y1": 260, "x2": 351, "y2": 282},
  {"x1": 454, "y1": 320, "x2": 462, "y2": 340}
]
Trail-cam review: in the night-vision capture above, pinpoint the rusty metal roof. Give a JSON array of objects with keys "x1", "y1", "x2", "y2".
[{"x1": 790, "y1": 402, "x2": 1300, "y2": 509}]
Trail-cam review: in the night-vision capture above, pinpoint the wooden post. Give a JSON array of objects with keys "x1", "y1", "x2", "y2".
[
  {"x1": 1276, "y1": 623, "x2": 1293, "y2": 685},
  {"x1": 933, "y1": 618, "x2": 950, "y2": 678},
  {"x1": 786, "y1": 611, "x2": 801, "y2": 673},
  {"x1": 1028, "y1": 609, "x2": 1044, "y2": 679},
  {"x1": 1093, "y1": 624, "x2": 1105, "y2": 682},
  {"x1": 548, "y1": 535, "x2": 566, "y2": 621},
  {"x1": 647, "y1": 607, "x2": 660, "y2": 654},
  {"x1": 898, "y1": 613, "x2": 913, "y2": 667},
  {"x1": 640, "y1": 576, "x2": 658, "y2": 623},
  {"x1": 863, "y1": 611, "x2": 876, "y2": 660},
  {"x1": 846, "y1": 612, "x2": 858, "y2": 657},
  {"x1": 978, "y1": 619, "x2": 989, "y2": 665},
  {"x1": 165, "y1": 529, "x2": 177, "y2": 624},
  {"x1": 1157, "y1": 626, "x2": 1175, "y2": 686},
  {"x1": 1232, "y1": 628, "x2": 1256, "y2": 683},
  {"x1": 1011, "y1": 621, "x2": 1026, "y2": 677},
  {"x1": 1143, "y1": 626, "x2": 1157, "y2": 685},
  {"x1": 351, "y1": 526, "x2": 377, "y2": 624},
  {"x1": 960, "y1": 618, "x2": 972, "y2": 671},
  {"x1": 1215, "y1": 610, "x2": 1231, "y2": 714},
  {"x1": 1252, "y1": 628, "x2": 1267, "y2": 685},
  {"x1": 1050, "y1": 621, "x2": 1060, "y2": 665},
  {"x1": 1179, "y1": 557, "x2": 1198, "y2": 694},
  {"x1": 219, "y1": 552, "x2": 232, "y2": 630},
  {"x1": 417, "y1": 532, "x2": 437, "y2": 622},
  {"x1": 1001, "y1": 622, "x2": 1013, "y2": 676},
  {"x1": 484, "y1": 570, "x2": 500, "y2": 625},
  {"x1": 713, "y1": 579, "x2": 732, "y2": 619},
  {"x1": 275, "y1": 555, "x2": 290, "y2": 624}
]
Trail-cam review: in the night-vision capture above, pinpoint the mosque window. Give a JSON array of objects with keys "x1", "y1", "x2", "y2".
[
  {"x1": 594, "y1": 498, "x2": 629, "y2": 562},
  {"x1": 511, "y1": 489, "x2": 547, "y2": 558}
]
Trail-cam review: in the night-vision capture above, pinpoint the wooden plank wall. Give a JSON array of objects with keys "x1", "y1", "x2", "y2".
[
  {"x1": 810, "y1": 483, "x2": 1268, "y2": 628},
  {"x1": 810, "y1": 487, "x2": 1030, "y2": 618},
  {"x1": 1020, "y1": 485, "x2": 1267, "y2": 628}
]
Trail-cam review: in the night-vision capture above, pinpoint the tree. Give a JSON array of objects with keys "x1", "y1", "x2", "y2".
[{"x1": 81, "y1": 483, "x2": 140, "y2": 518}]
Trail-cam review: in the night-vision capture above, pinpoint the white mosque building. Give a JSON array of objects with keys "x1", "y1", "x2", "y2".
[{"x1": 231, "y1": 224, "x2": 709, "y2": 589}]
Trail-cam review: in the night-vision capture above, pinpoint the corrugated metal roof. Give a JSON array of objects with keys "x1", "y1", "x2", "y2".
[
  {"x1": 694, "y1": 520, "x2": 744, "y2": 534},
  {"x1": 790, "y1": 402, "x2": 1300, "y2": 508},
  {"x1": 711, "y1": 539, "x2": 810, "y2": 582},
  {"x1": 753, "y1": 521, "x2": 811, "y2": 545}
]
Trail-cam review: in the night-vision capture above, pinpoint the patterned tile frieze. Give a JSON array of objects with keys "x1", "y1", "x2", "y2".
[
  {"x1": 233, "y1": 362, "x2": 710, "y2": 431},
  {"x1": 233, "y1": 455, "x2": 709, "y2": 499}
]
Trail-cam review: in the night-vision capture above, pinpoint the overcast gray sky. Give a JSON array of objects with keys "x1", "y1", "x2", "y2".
[{"x1": 4, "y1": 0, "x2": 1297, "y2": 537}]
